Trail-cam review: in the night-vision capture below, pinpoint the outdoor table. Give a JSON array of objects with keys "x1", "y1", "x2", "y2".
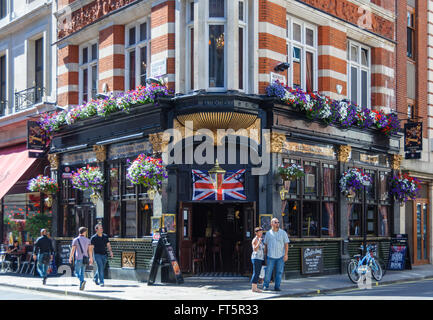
[{"x1": 9, "y1": 252, "x2": 23, "y2": 272}]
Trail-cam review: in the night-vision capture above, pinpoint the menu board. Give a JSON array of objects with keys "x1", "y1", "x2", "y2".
[
  {"x1": 301, "y1": 247, "x2": 324, "y2": 275},
  {"x1": 388, "y1": 245, "x2": 407, "y2": 270},
  {"x1": 59, "y1": 244, "x2": 72, "y2": 266}
]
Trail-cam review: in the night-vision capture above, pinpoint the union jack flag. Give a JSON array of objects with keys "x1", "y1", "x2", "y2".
[{"x1": 192, "y1": 169, "x2": 246, "y2": 201}]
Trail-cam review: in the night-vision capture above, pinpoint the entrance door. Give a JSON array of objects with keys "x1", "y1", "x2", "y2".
[
  {"x1": 242, "y1": 203, "x2": 256, "y2": 274},
  {"x1": 413, "y1": 200, "x2": 429, "y2": 265},
  {"x1": 179, "y1": 203, "x2": 193, "y2": 273}
]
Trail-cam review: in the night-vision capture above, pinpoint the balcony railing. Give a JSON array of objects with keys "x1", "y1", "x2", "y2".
[
  {"x1": 0, "y1": 100, "x2": 7, "y2": 117},
  {"x1": 15, "y1": 86, "x2": 46, "y2": 111}
]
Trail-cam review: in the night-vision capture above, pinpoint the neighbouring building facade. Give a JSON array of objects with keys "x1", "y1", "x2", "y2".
[
  {"x1": 396, "y1": 0, "x2": 433, "y2": 267},
  {"x1": 47, "y1": 0, "x2": 404, "y2": 281},
  {"x1": 0, "y1": 0, "x2": 57, "y2": 245}
]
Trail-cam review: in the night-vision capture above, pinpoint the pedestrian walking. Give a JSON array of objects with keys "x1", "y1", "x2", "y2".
[
  {"x1": 250, "y1": 227, "x2": 265, "y2": 293},
  {"x1": 33, "y1": 229, "x2": 54, "y2": 285},
  {"x1": 263, "y1": 218, "x2": 290, "y2": 292},
  {"x1": 90, "y1": 224, "x2": 113, "y2": 287},
  {"x1": 69, "y1": 227, "x2": 93, "y2": 291}
]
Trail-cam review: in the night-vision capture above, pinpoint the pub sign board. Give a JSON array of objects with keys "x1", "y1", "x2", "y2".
[
  {"x1": 404, "y1": 122, "x2": 422, "y2": 152},
  {"x1": 301, "y1": 246, "x2": 324, "y2": 275},
  {"x1": 27, "y1": 120, "x2": 46, "y2": 151}
]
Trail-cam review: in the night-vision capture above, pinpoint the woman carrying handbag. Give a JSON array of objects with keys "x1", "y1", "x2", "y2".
[{"x1": 250, "y1": 227, "x2": 265, "y2": 293}]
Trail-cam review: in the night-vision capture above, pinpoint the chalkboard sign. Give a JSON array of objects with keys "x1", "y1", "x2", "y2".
[
  {"x1": 301, "y1": 246, "x2": 324, "y2": 275},
  {"x1": 388, "y1": 245, "x2": 407, "y2": 270},
  {"x1": 148, "y1": 230, "x2": 183, "y2": 285},
  {"x1": 59, "y1": 244, "x2": 72, "y2": 266},
  {"x1": 387, "y1": 234, "x2": 412, "y2": 270}
]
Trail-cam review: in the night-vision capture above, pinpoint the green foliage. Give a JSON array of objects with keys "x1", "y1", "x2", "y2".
[{"x1": 25, "y1": 213, "x2": 52, "y2": 240}]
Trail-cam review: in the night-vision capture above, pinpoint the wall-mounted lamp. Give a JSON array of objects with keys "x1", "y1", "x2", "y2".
[
  {"x1": 336, "y1": 84, "x2": 343, "y2": 95},
  {"x1": 274, "y1": 62, "x2": 290, "y2": 72}
]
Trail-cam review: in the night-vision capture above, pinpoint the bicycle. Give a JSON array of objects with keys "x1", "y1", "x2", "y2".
[{"x1": 347, "y1": 244, "x2": 386, "y2": 284}]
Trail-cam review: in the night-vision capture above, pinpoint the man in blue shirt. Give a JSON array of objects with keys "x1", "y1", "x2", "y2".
[{"x1": 263, "y1": 218, "x2": 289, "y2": 292}]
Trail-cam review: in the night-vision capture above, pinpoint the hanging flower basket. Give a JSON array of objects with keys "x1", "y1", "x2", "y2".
[
  {"x1": 71, "y1": 165, "x2": 105, "y2": 202},
  {"x1": 339, "y1": 168, "x2": 371, "y2": 197},
  {"x1": 126, "y1": 155, "x2": 168, "y2": 191},
  {"x1": 389, "y1": 174, "x2": 420, "y2": 203},
  {"x1": 278, "y1": 164, "x2": 305, "y2": 181},
  {"x1": 27, "y1": 175, "x2": 59, "y2": 194}
]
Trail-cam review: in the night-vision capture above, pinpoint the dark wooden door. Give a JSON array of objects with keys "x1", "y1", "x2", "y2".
[
  {"x1": 178, "y1": 202, "x2": 193, "y2": 273},
  {"x1": 413, "y1": 200, "x2": 429, "y2": 265},
  {"x1": 242, "y1": 202, "x2": 256, "y2": 274}
]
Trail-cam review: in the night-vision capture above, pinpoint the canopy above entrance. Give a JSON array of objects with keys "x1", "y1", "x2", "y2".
[{"x1": 0, "y1": 144, "x2": 36, "y2": 200}]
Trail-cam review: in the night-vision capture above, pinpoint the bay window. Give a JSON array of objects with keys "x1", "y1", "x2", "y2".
[
  {"x1": 286, "y1": 17, "x2": 317, "y2": 92},
  {"x1": 347, "y1": 40, "x2": 370, "y2": 108},
  {"x1": 126, "y1": 19, "x2": 150, "y2": 91},
  {"x1": 79, "y1": 43, "x2": 98, "y2": 103}
]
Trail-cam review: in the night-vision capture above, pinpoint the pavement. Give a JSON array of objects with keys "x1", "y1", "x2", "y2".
[{"x1": 0, "y1": 265, "x2": 432, "y2": 300}]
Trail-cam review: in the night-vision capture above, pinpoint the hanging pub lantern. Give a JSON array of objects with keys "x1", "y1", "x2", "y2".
[{"x1": 208, "y1": 159, "x2": 226, "y2": 192}]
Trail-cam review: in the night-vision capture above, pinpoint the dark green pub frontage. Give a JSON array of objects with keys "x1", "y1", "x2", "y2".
[{"x1": 49, "y1": 92, "x2": 402, "y2": 281}]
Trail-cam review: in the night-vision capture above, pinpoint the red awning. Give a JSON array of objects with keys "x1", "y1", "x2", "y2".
[{"x1": 0, "y1": 144, "x2": 36, "y2": 200}]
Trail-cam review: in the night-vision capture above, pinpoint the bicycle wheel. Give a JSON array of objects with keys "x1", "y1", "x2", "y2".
[
  {"x1": 375, "y1": 257, "x2": 387, "y2": 277},
  {"x1": 370, "y1": 258, "x2": 384, "y2": 281},
  {"x1": 347, "y1": 259, "x2": 360, "y2": 283}
]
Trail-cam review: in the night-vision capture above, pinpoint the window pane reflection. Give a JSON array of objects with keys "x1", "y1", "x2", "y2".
[{"x1": 302, "y1": 202, "x2": 319, "y2": 237}]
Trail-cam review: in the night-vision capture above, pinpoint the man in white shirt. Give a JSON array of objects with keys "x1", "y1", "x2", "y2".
[{"x1": 263, "y1": 218, "x2": 290, "y2": 291}]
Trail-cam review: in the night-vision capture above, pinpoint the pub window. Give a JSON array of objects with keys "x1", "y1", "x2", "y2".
[
  {"x1": 347, "y1": 40, "x2": 370, "y2": 108},
  {"x1": 286, "y1": 16, "x2": 317, "y2": 92},
  {"x1": 349, "y1": 204, "x2": 362, "y2": 236},
  {"x1": 125, "y1": 201, "x2": 136, "y2": 238},
  {"x1": 282, "y1": 158, "x2": 337, "y2": 238},
  {"x1": 126, "y1": 18, "x2": 150, "y2": 90},
  {"x1": 366, "y1": 205, "x2": 377, "y2": 236},
  {"x1": 407, "y1": 9, "x2": 415, "y2": 59},
  {"x1": 109, "y1": 201, "x2": 121, "y2": 238},
  {"x1": 378, "y1": 205, "x2": 390, "y2": 236},
  {"x1": 208, "y1": 0, "x2": 226, "y2": 89},
  {"x1": 79, "y1": 42, "x2": 98, "y2": 103}
]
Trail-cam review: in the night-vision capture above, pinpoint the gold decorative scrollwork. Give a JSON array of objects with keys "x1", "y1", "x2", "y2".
[
  {"x1": 391, "y1": 154, "x2": 403, "y2": 170},
  {"x1": 121, "y1": 251, "x2": 136, "y2": 269},
  {"x1": 93, "y1": 145, "x2": 106, "y2": 162},
  {"x1": 269, "y1": 132, "x2": 286, "y2": 153},
  {"x1": 337, "y1": 145, "x2": 351, "y2": 163},
  {"x1": 149, "y1": 132, "x2": 170, "y2": 154},
  {"x1": 48, "y1": 154, "x2": 59, "y2": 170}
]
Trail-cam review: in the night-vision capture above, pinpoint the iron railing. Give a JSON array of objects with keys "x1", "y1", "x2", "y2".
[{"x1": 15, "y1": 86, "x2": 45, "y2": 111}]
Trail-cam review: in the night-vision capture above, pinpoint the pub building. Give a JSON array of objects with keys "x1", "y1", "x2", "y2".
[
  {"x1": 49, "y1": 0, "x2": 402, "y2": 280},
  {"x1": 48, "y1": 90, "x2": 402, "y2": 280}
]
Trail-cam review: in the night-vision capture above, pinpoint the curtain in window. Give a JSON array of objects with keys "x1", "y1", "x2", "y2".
[
  {"x1": 306, "y1": 51, "x2": 313, "y2": 92},
  {"x1": 323, "y1": 168, "x2": 335, "y2": 237},
  {"x1": 379, "y1": 205, "x2": 389, "y2": 236}
]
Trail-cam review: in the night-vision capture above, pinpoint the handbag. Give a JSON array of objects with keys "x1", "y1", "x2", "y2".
[{"x1": 77, "y1": 238, "x2": 89, "y2": 265}]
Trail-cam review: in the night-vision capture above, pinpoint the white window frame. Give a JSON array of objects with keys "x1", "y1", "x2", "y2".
[
  {"x1": 206, "y1": 0, "x2": 227, "y2": 92},
  {"x1": 79, "y1": 42, "x2": 98, "y2": 104},
  {"x1": 238, "y1": 0, "x2": 248, "y2": 92},
  {"x1": 186, "y1": 0, "x2": 194, "y2": 92},
  {"x1": 125, "y1": 18, "x2": 150, "y2": 91},
  {"x1": 347, "y1": 40, "x2": 371, "y2": 108},
  {"x1": 286, "y1": 16, "x2": 318, "y2": 92}
]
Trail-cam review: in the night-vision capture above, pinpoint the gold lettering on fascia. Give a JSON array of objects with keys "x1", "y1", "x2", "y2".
[
  {"x1": 284, "y1": 142, "x2": 335, "y2": 158},
  {"x1": 108, "y1": 142, "x2": 150, "y2": 159},
  {"x1": 61, "y1": 152, "x2": 97, "y2": 165},
  {"x1": 359, "y1": 154, "x2": 379, "y2": 165}
]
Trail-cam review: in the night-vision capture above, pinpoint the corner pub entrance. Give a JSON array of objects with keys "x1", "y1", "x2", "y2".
[{"x1": 178, "y1": 202, "x2": 256, "y2": 275}]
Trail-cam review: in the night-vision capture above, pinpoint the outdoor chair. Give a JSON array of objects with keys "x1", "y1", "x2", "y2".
[{"x1": 19, "y1": 252, "x2": 34, "y2": 274}]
